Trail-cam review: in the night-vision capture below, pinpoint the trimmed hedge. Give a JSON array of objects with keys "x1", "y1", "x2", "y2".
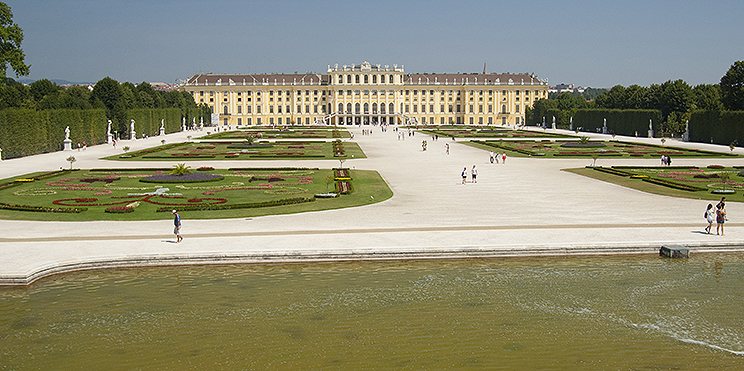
[
  {"x1": 0, "y1": 106, "x2": 211, "y2": 160},
  {"x1": 689, "y1": 110, "x2": 744, "y2": 146},
  {"x1": 572, "y1": 109, "x2": 662, "y2": 137},
  {"x1": 0, "y1": 108, "x2": 108, "y2": 159}
]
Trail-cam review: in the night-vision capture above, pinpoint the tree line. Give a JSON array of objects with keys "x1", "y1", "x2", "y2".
[
  {"x1": 0, "y1": 77, "x2": 211, "y2": 136},
  {"x1": 527, "y1": 61, "x2": 744, "y2": 137}
]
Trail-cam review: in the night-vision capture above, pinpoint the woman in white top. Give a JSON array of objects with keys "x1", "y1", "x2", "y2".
[{"x1": 705, "y1": 203, "x2": 715, "y2": 234}]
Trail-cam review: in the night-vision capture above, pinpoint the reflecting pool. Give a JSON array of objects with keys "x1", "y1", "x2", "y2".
[{"x1": 2, "y1": 253, "x2": 744, "y2": 369}]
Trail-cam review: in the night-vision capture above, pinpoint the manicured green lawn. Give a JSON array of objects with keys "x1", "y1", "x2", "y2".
[
  {"x1": 469, "y1": 140, "x2": 738, "y2": 158},
  {"x1": 565, "y1": 165, "x2": 743, "y2": 202},
  {"x1": 103, "y1": 140, "x2": 366, "y2": 161},
  {"x1": 198, "y1": 127, "x2": 350, "y2": 140},
  {"x1": 0, "y1": 167, "x2": 392, "y2": 221}
]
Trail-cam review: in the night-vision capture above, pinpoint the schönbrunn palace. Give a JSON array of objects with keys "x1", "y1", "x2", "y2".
[{"x1": 182, "y1": 61, "x2": 549, "y2": 127}]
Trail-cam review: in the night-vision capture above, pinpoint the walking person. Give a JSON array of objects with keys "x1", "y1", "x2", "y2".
[
  {"x1": 471, "y1": 165, "x2": 477, "y2": 183},
  {"x1": 445, "y1": 143, "x2": 449, "y2": 155},
  {"x1": 489, "y1": 151, "x2": 494, "y2": 164},
  {"x1": 716, "y1": 203, "x2": 726, "y2": 236},
  {"x1": 704, "y1": 203, "x2": 715, "y2": 234},
  {"x1": 172, "y1": 209, "x2": 183, "y2": 242},
  {"x1": 501, "y1": 152, "x2": 507, "y2": 164},
  {"x1": 462, "y1": 167, "x2": 467, "y2": 184}
]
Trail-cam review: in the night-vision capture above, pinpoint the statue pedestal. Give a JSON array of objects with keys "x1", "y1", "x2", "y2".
[
  {"x1": 648, "y1": 130, "x2": 654, "y2": 138},
  {"x1": 107, "y1": 134, "x2": 113, "y2": 144},
  {"x1": 64, "y1": 139, "x2": 72, "y2": 151},
  {"x1": 552, "y1": 123, "x2": 556, "y2": 130},
  {"x1": 130, "y1": 131, "x2": 136, "y2": 140},
  {"x1": 160, "y1": 128, "x2": 165, "y2": 136}
]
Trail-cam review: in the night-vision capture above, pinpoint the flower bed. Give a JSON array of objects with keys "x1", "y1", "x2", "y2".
[
  {"x1": 105, "y1": 206, "x2": 135, "y2": 213},
  {"x1": 155, "y1": 196, "x2": 315, "y2": 211}
]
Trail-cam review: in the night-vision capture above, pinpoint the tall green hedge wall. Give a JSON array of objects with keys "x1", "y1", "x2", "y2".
[
  {"x1": 689, "y1": 110, "x2": 744, "y2": 145},
  {"x1": 0, "y1": 109, "x2": 108, "y2": 159},
  {"x1": 572, "y1": 109, "x2": 662, "y2": 136},
  {"x1": 0, "y1": 107, "x2": 209, "y2": 159}
]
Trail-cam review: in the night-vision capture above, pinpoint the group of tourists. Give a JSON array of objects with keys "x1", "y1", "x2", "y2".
[
  {"x1": 661, "y1": 154, "x2": 672, "y2": 166},
  {"x1": 704, "y1": 197, "x2": 727, "y2": 235},
  {"x1": 489, "y1": 151, "x2": 507, "y2": 164},
  {"x1": 462, "y1": 165, "x2": 477, "y2": 184}
]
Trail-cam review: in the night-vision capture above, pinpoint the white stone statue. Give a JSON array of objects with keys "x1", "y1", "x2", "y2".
[
  {"x1": 65, "y1": 126, "x2": 70, "y2": 140},
  {"x1": 107, "y1": 120, "x2": 111, "y2": 135},
  {"x1": 106, "y1": 120, "x2": 113, "y2": 144},
  {"x1": 130, "y1": 119, "x2": 136, "y2": 140},
  {"x1": 160, "y1": 119, "x2": 165, "y2": 130}
]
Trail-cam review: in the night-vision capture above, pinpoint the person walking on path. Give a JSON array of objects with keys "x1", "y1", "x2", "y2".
[
  {"x1": 471, "y1": 165, "x2": 478, "y2": 183},
  {"x1": 501, "y1": 152, "x2": 507, "y2": 164},
  {"x1": 705, "y1": 203, "x2": 715, "y2": 234},
  {"x1": 489, "y1": 151, "x2": 494, "y2": 164},
  {"x1": 172, "y1": 209, "x2": 183, "y2": 243},
  {"x1": 716, "y1": 202, "x2": 726, "y2": 236},
  {"x1": 462, "y1": 167, "x2": 467, "y2": 184},
  {"x1": 445, "y1": 143, "x2": 450, "y2": 155}
]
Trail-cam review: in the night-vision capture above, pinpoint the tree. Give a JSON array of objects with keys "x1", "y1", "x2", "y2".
[
  {"x1": 90, "y1": 77, "x2": 122, "y2": 111},
  {"x1": 692, "y1": 84, "x2": 723, "y2": 111},
  {"x1": 720, "y1": 61, "x2": 744, "y2": 111},
  {"x1": 659, "y1": 79, "x2": 693, "y2": 118},
  {"x1": 59, "y1": 86, "x2": 92, "y2": 109},
  {"x1": 0, "y1": 2, "x2": 30, "y2": 81}
]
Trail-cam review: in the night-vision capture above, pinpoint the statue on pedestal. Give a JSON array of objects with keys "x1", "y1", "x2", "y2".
[
  {"x1": 160, "y1": 119, "x2": 165, "y2": 136},
  {"x1": 648, "y1": 119, "x2": 654, "y2": 138},
  {"x1": 63, "y1": 126, "x2": 72, "y2": 151},
  {"x1": 107, "y1": 120, "x2": 113, "y2": 144},
  {"x1": 130, "y1": 119, "x2": 136, "y2": 140}
]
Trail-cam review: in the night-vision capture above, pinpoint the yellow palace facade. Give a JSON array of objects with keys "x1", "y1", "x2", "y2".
[{"x1": 182, "y1": 61, "x2": 549, "y2": 127}]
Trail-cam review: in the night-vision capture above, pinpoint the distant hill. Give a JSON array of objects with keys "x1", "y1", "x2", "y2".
[{"x1": 18, "y1": 78, "x2": 92, "y2": 86}]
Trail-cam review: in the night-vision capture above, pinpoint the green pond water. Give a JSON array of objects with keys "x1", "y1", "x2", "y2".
[{"x1": 2, "y1": 254, "x2": 744, "y2": 370}]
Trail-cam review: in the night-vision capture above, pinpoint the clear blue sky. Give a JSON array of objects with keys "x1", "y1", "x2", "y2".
[{"x1": 9, "y1": 0, "x2": 744, "y2": 88}]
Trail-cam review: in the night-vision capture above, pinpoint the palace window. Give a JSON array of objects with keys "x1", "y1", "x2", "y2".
[
  {"x1": 364, "y1": 75, "x2": 368, "y2": 84},
  {"x1": 347, "y1": 75, "x2": 351, "y2": 83},
  {"x1": 355, "y1": 103, "x2": 360, "y2": 114},
  {"x1": 347, "y1": 103, "x2": 352, "y2": 113},
  {"x1": 247, "y1": 106, "x2": 252, "y2": 114},
  {"x1": 237, "y1": 106, "x2": 242, "y2": 114},
  {"x1": 389, "y1": 103, "x2": 394, "y2": 114},
  {"x1": 381, "y1": 104, "x2": 386, "y2": 114},
  {"x1": 256, "y1": 106, "x2": 261, "y2": 113},
  {"x1": 338, "y1": 103, "x2": 343, "y2": 112},
  {"x1": 338, "y1": 76, "x2": 343, "y2": 84},
  {"x1": 355, "y1": 75, "x2": 360, "y2": 84},
  {"x1": 364, "y1": 103, "x2": 369, "y2": 114}
]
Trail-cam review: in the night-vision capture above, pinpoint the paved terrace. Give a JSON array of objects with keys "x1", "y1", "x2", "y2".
[{"x1": 1, "y1": 127, "x2": 743, "y2": 285}]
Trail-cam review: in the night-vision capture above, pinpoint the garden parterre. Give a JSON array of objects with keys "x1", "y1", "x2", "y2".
[
  {"x1": 198, "y1": 127, "x2": 350, "y2": 140},
  {"x1": 567, "y1": 165, "x2": 744, "y2": 201},
  {"x1": 106, "y1": 140, "x2": 365, "y2": 161},
  {"x1": 471, "y1": 140, "x2": 738, "y2": 158},
  {"x1": 416, "y1": 126, "x2": 572, "y2": 138},
  {"x1": 0, "y1": 167, "x2": 391, "y2": 221}
]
